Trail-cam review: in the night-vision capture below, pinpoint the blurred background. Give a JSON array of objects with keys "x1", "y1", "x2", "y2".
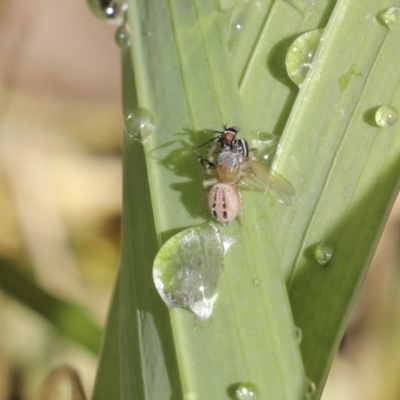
[
  {"x1": 0, "y1": 0, "x2": 121, "y2": 398},
  {"x1": 0, "y1": 1, "x2": 399, "y2": 399}
]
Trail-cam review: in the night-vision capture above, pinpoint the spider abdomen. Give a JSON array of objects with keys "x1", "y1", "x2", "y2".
[{"x1": 208, "y1": 183, "x2": 242, "y2": 226}]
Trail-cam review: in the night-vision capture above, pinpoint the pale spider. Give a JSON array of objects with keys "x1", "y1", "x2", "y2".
[{"x1": 197, "y1": 133, "x2": 294, "y2": 225}]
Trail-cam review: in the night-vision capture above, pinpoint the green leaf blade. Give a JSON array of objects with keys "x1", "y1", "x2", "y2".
[
  {"x1": 266, "y1": 0, "x2": 400, "y2": 395},
  {"x1": 116, "y1": 0, "x2": 306, "y2": 399}
]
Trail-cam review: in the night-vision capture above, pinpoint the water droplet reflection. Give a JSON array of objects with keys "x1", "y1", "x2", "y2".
[
  {"x1": 124, "y1": 108, "x2": 155, "y2": 142},
  {"x1": 229, "y1": 383, "x2": 258, "y2": 399},
  {"x1": 285, "y1": 29, "x2": 324, "y2": 86},
  {"x1": 305, "y1": 377, "x2": 316, "y2": 398},
  {"x1": 314, "y1": 242, "x2": 333, "y2": 266},
  {"x1": 377, "y1": 7, "x2": 400, "y2": 28},
  {"x1": 294, "y1": 326, "x2": 303, "y2": 344},
  {"x1": 153, "y1": 224, "x2": 227, "y2": 320},
  {"x1": 220, "y1": 232, "x2": 238, "y2": 253},
  {"x1": 374, "y1": 105, "x2": 398, "y2": 127},
  {"x1": 115, "y1": 23, "x2": 131, "y2": 49},
  {"x1": 87, "y1": 0, "x2": 128, "y2": 24}
]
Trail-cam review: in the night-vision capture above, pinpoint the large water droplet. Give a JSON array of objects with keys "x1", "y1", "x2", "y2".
[
  {"x1": 115, "y1": 23, "x2": 131, "y2": 49},
  {"x1": 229, "y1": 383, "x2": 258, "y2": 399},
  {"x1": 286, "y1": 29, "x2": 324, "y2": 87},
  {"x1": 124, "y1": 108, "x2": 155, "y2": 142},
  {"x1": 153, "y1": 224, "x2": 225, "y2": 320},
  {"x1": 86, "y1": 0, "x2": 128, "y2": 24},
  {"x1": 314, "y1": 242, "x2": 333, "y2": 266},
  {"x1": 374, "y1": 105, "x2": 398, "y2": 127},
  {"x1": 377, "y1": 7, "x2": 400, "y2": 28}
]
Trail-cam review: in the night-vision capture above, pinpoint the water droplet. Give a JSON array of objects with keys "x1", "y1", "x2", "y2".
[
  {"x1": 377, "y1": 7, "x2": 400, "y2": 28},
  {"x1": 253, "y1": 279, "x2": 261, "y2": 286},
  {"x1": 293, "y1": 326, "x2": 303, "y2": 344},
  {"x1": 374, "y1": 105, "x2": 398, "y2": 127},
  {"x1": 220, "y1": 232, "x2": 238, "y2": 253},
  {"x1": 153, "y1": 224, "x2": 225, "y2": 320},
  {"x1": 229, "y1": 383, "x2": 258, "y2": 399},
  {"x1": 285, "y1": 29, "x2": 324, "y2": 87},
  {"x1": 124, "y1": 108, "x2": 155, "y2": 142},
  {"x1": 305, "y1": 377, "x2": 316, "y2": 398},
  {"x1": 115, "y1": 23, "x2": 131, "y2": 49},
  {"x1": 314, "y1": 242, "x2": 333, "y2": 266},
  {"x1": 219, "y1": 0, "x2": 237, "y2": 11},
  {"x1": 86, "y1": 0, "x2": 128, "y2": 24},
  {"x1": 249, "y1": 131, "x2": 280, "y2": 166}
]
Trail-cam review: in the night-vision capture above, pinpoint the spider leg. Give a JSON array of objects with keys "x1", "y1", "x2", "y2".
[
  {"x1": 202, "y1": 178, "x2": 219, "y2": 189},
  {"x1": 206, "y1": 143, "x2": 218, "y2": 163},
  {"x1": 198, "y1": 156, "x2": 217, "y2": 176}
]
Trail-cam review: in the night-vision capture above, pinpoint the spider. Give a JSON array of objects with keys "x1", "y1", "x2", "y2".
[{"x1": 197, "y1": 129, "x2": 294, "y2": 225}]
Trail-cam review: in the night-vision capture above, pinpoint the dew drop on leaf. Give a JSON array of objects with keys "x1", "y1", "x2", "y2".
[
  {"x1": 314, "y1": 242, "x2": 333, "y2": 266},
  {"x1": 86, "y1": 0, "x2": 128, "y2": 24},
  {"x1": 115, "y1": 23, "x2": 131, "y2": 49},
  {"x1": 374, "y1": 105, "x2": 398, "y2": 127},
  {"x1": 153, "y1": 224, "x2": 226, "y2": 320},
  {"x1": 253, "y1": 279, "x2": 261, "y2": 286},
  {"x1": 229, "y1": 383, "x2": 258, "y2": 399},
  {"x1": 294, "y1": 326, "x2": 303, "y2": 344},
  {"x1": 124, "y1": 108, "x2": 155, "y2": 142},
  {"x1": 377, "y1": 7, "x2": 400, "y2": 28},
  {"x1": 285, "y1": 29, "x2": 324, "y2": 87},
  {"x1": 305, "y1": 377, "x2": 316, "y2": 398}
]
